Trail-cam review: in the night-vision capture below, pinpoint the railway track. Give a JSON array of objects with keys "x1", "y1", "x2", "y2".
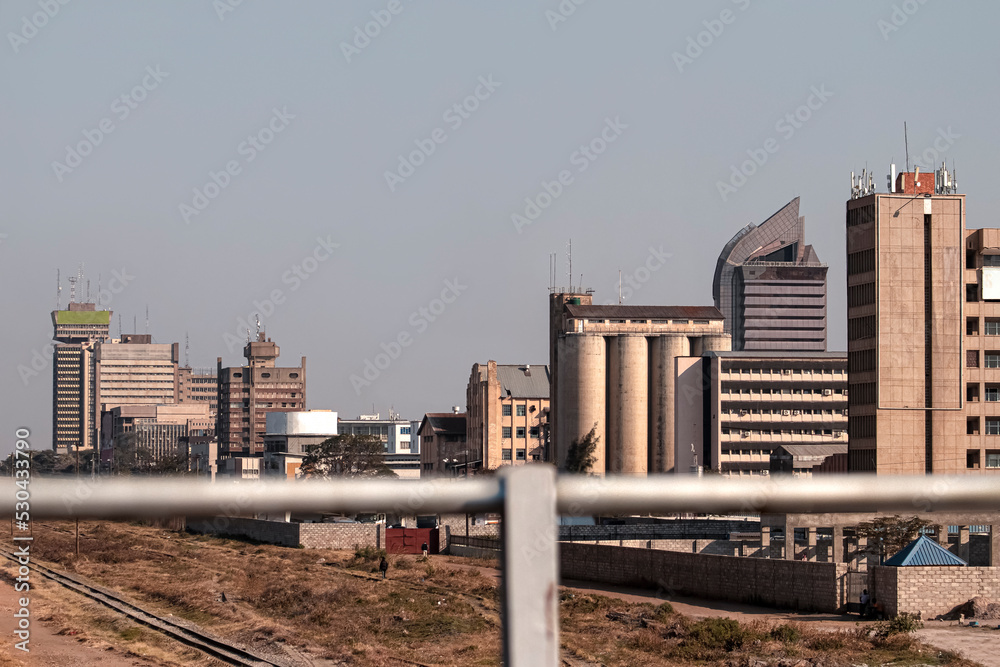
[{"x1": 0, "y1": 547, "x2": 287, "y2": 666}]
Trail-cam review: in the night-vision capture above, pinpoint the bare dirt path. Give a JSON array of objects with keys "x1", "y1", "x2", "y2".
[{"x1": 917, "y1": 623, "x2": 1000, "y2": 667}]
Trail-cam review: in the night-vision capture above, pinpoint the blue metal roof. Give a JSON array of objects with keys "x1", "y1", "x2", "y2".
[{"x1": 883, "y1": 535, "x2": 968, "y2": 567}]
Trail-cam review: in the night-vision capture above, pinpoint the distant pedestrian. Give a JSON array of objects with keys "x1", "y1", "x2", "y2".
[
  {"x1": 379, "y1": 556, "x2": 389, "y2": 579},
  {"x1": 421, "y1": 542, "x2": 429, "y2": 557}
]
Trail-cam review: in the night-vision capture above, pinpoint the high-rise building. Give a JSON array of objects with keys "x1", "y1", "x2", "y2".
[
  {"x1": 466, "y1": 361, "x2": 550, "y2": 470},
  {"x1": 96, "y1": 334, "x2": 179, "y2": 409},
  {"x1": 549, "y1": 290, "x2": 729, "y2": 475},
  {"x1": 51, "y1": 302, "x2": 111, "y2": 453},
  {"x1": 713, "y1": 198, "x2": 828, "y2": 351},
  {"x1": 675, "y1": 351, "x2": 848, "y2": 476},
  {"x1": 845, "y1": 164, "x2": 996, "y2": 474},
  {"x1": 216, "y1": 333, "x2": 306, "y2": 458},
  {"x1": 178, "y1": 366, "x2": 218, "y2": 418}
]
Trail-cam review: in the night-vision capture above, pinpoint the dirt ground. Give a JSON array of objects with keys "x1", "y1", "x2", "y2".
[{"x1": 0, "y1": 574, "x2": 162, "y2": 667}]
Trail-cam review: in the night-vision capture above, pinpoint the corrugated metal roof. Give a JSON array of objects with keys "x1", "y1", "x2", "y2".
[
  {"x1": 422, "y1": 413, "x2": 466, "y2": 435},
  {"x1": 564, "y1": 304, "x2": 723, "y2": 320},
  {"x1": 773, "y1": 444, "x2": 848, "y2": 458},
  {"x1": 883, "y1": 535, "x2": 968, "y2": 567},
  {"x1": 496, "y1": 365, "x2": 550, "y2": 399}
]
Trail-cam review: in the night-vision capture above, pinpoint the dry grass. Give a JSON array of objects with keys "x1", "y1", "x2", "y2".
[{"x1": 25, "y1": 521, "x2": 981, "y2": 667}]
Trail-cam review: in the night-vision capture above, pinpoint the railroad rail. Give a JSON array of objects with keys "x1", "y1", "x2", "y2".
[{"x1": 0, "y1": 547, "x2": 285, "y2": 667}]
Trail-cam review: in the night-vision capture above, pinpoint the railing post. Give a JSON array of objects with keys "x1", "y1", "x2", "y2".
[{"x1": 500, "y1": 465, "x2": 558, "y2": 667}]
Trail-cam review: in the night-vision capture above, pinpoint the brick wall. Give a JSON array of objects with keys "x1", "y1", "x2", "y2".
[
  {"x1": 873, "y1": 565, "x2": 1000, "y2": 618},
  {"x1": 186, "y1": 517, "x2": 383, "y2": 550},
  {"x1": 559, "y1": 520, "x2": 758, "y2": 541},
  {"x1": 561, "y1": 543, "x2": 848, "y2": 613}
]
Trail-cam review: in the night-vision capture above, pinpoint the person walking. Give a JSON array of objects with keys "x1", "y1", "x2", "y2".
[
  {"x1": 379, "y1": 556, "x2": 389, "y2": 580},
  {"x1": 421, "y1": 542, "x2": 429, "y2": 557}
]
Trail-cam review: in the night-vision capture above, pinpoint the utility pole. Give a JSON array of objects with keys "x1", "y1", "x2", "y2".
[{"x1": 75, "y1": 442, "x2": 80, "y2": 557}]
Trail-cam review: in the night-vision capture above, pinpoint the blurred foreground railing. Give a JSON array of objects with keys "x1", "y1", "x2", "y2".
[{"x1": 5, "y1": 469, "x2": 1000, "y2": 666}]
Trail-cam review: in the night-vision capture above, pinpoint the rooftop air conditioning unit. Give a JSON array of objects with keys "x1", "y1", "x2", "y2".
[
  {"x1": 741, "y1": 431, "x2": 751, "y2": 438},
  {"x1": 782, "y1": 410, "x2": 791, "y2": 416},
  {"x1": 792, "y1": 410, "x2": 801, "y2": 416},
  {"x1": 782, "y1": 369, "x2": 792, "y2": 375},
  {"x1": 823, "y1": 389, "x2": 833, "y2": 396},
  {"x1": 834, "y1": 430, "x2": 844, "y2": 438},
  {"x1": 739, "y1": 409, "x2": 748, "y2": 416}
]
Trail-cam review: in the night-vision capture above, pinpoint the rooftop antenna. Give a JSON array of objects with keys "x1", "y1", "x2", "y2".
[
  {"x1": 86, "y1": 279, "x2": 90, "y2": 302},
  {"x1": 145, "y1": 305, "x2": 149, "y2": 334},
  {"x1": 246, "y1": 328, "x2": 251, "y2": 344},
  {"x1": 619, "y1": 269, "x2": 623, "y2": 304},
  {"x1": 904, "y1": 122, "x2": 910, "y2": 173},
  {"x1": 68, "y1": 275, "x2": 78, "y2": 303},
  {"x1": 56, "y1": 269, "x2": 61, "y2": 310},
  {"x1": 184, "y1": 332, "x2": 190, "y2": 367},
  {"x1": 97, "y1": 273, "x2": 102, "y2": 308},
  {"x1": 118, "y1": 314, "x2": 122, "y2": 339},
  {"x1": 566, "y1": 239, "x2": 573, "y2": 291}
]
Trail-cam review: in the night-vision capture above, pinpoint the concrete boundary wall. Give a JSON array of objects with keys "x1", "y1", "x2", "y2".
[
  {"x1": 873, "y1": 565, "x2": 1000, "y2": 618},
  {"x1": 186, "y1": 517, "x2": 382, "y2": 550},
  {"x1": 561, "y1": 542, "x2": 848, "y2": 613}
]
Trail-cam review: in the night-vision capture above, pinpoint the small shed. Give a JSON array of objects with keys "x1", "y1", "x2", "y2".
[{"x1": 884, "y1": 535, "x2": 968, "y2": 567}]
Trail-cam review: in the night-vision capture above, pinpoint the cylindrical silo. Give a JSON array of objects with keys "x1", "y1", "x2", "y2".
[
  {"x1": 607, "y1": 335, "x2": 648, "y2": 475},
  {"x1": 648, "y1": 335, "x2": 689, "y2": 473},
  {"x1": 698, "y1": 334, "x2": 732, "y2": 355},
  {"x1": 556, "y1": 334, "x2": 606, "y2": 474}
]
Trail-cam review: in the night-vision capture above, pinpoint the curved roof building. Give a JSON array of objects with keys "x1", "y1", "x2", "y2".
[{"x1": 713, "y1": 197, "x2": 828, "y2": 351}]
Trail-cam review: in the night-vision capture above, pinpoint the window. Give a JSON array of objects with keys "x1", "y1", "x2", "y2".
[
  {"x1": 987, "y1": 353, "x2": 1000, "y2": 368},
  {"x1": 969, "y1": 317, "x2": 981, "y2": 335},
  {"x1": 502, "y1": 405, "x2": 511, "y2": 416},
  {"x1": 502, "y1": 426, "x2": 511, "y2": 438},
  {"x1": 987, "y1": 420, "x2": 1000, "y2": 436},
  {"x1": 987, "y1": 451, "x2": 1000, "y2": 468},
  {"x1": 969, "y1": 384, "x2": 981, "y2": 402},
  {"x1": 401, "y1": 427, "x2": 411, "y2": 434},
  {"x1": 988, "y1": 320, "x2": 1000, "y2": 336},
  {"x1": 986, "y1": 255, "x2": 1000, "y2": 267},
  {"x1": 516, "y1": 427, "x2": 526, "y2": 438},
  {"x1": 516, "y1": 405, "x2": 526, "y2": 417},
  {"x1": 502, "y1": 449, "x2": 512, "y2": 461},
  {"x1": 968, "y1": 417, "x2": 981, "y2": 435},
  {"x1": 967, "y1": 450, "x2": 981, "y2": 469},
  {"x1": 988, "y1": 386, "x2": 1000, "y2": 402},
  {"x1": 968, "y1": 284, "x2": 980, "y2": 302},
  {"x1": 516, "y1": 450, "x2": 526, "y2": 460},
  {"x1": 968, "y1": 350, "x2": 980, "y2": 368},
  {"x1": 529, "y1": 426, "x2": 539, "y2": 437}
]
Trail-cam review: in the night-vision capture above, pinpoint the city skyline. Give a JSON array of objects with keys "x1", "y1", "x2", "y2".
[{"x1": 4, "y1": 2, "x2": 999, "y2": 456}]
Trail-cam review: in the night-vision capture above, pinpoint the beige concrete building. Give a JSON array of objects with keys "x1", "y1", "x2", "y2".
[
  {"x1": 51, "y1": 302, "x2": 111, "y2": 453},
  {"x1": 178, "y1": 366, "x2": 218, "y2": 417},
  {"x1": 549, "y1": 291, "x2": 729, "y2": 475},
  {"x1": 467, "y1": 361, "x2": 550, "y2": 471},
  {"x1": 676, "y1": 351, "x2": 848, "y2": 476},
  {"x1": 216, "y1": 333, "x2": 306, "y2": 458},
  {"x1": 847, "y1": 165, "x2": 1000, "y2": 474},
  {"x1": 419, "y1": 410, "x2": 467, "y2": 476},
  {"x1": 96, "y1": 334, "x2": 179, "y2": 409},
  {"x1": 102, "y1": 403, "x2": 212, "y2": 464},
  {"x1": 263, "y1": 410, "x2": 338, "y2": 480}
]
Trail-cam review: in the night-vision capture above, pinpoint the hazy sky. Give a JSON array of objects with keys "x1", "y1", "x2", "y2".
[{"x1": 3, "y1": 1, "x2": 998, "y2": 456}]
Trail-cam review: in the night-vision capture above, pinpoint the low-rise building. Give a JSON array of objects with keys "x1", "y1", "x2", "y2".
[
  {"x1": 419, "y1": 410, "x2": 468, "y2": 476},
  {"x1": 467, "y1": 361, "x2": 550, "y2": 470},
  {"x1": 101, "y1": 403, "x2": 212, "y2": 465},
  {"x1": 338, "y1": 413, "x2": 420, "y2": 478},
  {"x1": 263, "y1": 410, "x2": 338, "y2": 479}
]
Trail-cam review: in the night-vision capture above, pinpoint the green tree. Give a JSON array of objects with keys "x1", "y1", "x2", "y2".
[
  {"x1": 565, "y1": 424, "x2": 599, "y2": 474},
  {"x1": 854, "y1": 515, "x2": 932, "y2": 563},
  {"x1": 299, "y1": 434, "x2": 397, "y2": 479}
]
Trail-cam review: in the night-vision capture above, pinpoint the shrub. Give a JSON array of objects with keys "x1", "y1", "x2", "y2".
[
  {"x1": 873, "y1": 612, "x2": 923, "y2": 639},
  {"x1": 686, "y1": 617, "x2": 748, "y2": 651},
  {"x1": 769, "y1": 623, "x2": 802, "y2": 644}
]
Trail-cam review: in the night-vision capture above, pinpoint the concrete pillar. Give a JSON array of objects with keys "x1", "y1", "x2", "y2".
[
  {"x1": 832, "y1": 526, "x2": 844, "y2": 563},
  {"x1": 785, "y1": 519, "x2": 795, "y2": 561},
  {"x1": 556, "y1": 334, "x2": 606, "y2": 473},
  {"x1": 935, "y1": 524, "x2": 949, "y2": 548},
  {"x1": 807, "y1": 527, "x2": 817, "y2": 562},
  {"x1": 607, "y1": 336, "x2": 648, "y2": 475},
  {"x1": 959, "y1": 526, "x2": 971, "y2": 563},
  {"x1": 991, "y1": 524, "x2": 1000, "y2": 566},
  {"x1": 858, "y1": 537, "x2": 868, "y2": 570},
  {"x1": 649, "y1": 335, "x2": 689, "y2": 473},
  {"x1": 760, "y1": 525, "x2": 770, "y2": 558}
]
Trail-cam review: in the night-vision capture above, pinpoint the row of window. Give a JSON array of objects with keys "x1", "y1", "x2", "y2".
[
  {"x1": 722, "y1": 428, "x2": 841, "y2": 437},
  {"x1": 501, "y1": 404, "x2": 532, "y2": 417},
  {"x1": 501, "y1": 450, "x2": 542, "y2": 461},
  {"x1": 724, "y1": 368, "x2": 841, "y2": 376},
  {"x1": 967, "y1": 351, "x2": 1000, "y2": 368},
  {"x1": 724, "y1": 387, "x2": 845, "y2": 396},
  {"x1": 502, "y1": 426, "x2": 541, "y2": 438},
  {"x1": 725, "y1": 408, "x2": 845, "y2": 417}
]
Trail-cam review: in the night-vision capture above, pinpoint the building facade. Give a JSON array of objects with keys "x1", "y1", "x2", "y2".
[
  {"x1": 51, "y1": 302, "x2": 111, "y2": 453},
  {"x1": 845, "y1": 165, "x2": 988, "y2": 474},
  {"x1": 263, "y1": 410, "x2": 338, "y2": 479},
  {"x1": 216, "y1": 333, "x2": 306, "y2": 458},
  {"x1": 337, "y1": 413, "x2": 421, "y2": 478},
  {"x1": 178, "y1": 366, "x2": 218, "y2": 418},
  {"x1": 713, "y1": 198, "x2": 828, "y2": 351},
  {"x1": 676, "y1": 351, "x2": 848, "y2": 476},
  {"x1": 550, "y1": 291, "x2": 729, "y2": 475},
  {"x1": 419, "y1": 411, "x2": 467, "y2": 476},
  {"x1": 101, "y1": 403, "x2": 212, "y2": 465},
  {"x1": 467, "y1": 361, "x2": 550, "y2": 470}
]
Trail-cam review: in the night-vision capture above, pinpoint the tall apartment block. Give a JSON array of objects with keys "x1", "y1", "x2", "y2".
[
  {"x1": 549, "y1": 290, "x2": 729, "y2": 475},
  {"x1": 675, "y1": 351, "x2": 848, "y2": 476},
  {"x1": 467, "y1": 361, "x2": 550, "y2": 470},
  {"x1": 216, "y1": 333, "x2": 306, "y2": 458},
  {"x1": 845, "y1": 164, "x2": 998, "y2": 474},
  {"x1": 51, "y1": 302, "x2": 111, "y2": 453},
  {"x1": 714, "y1": 198, "x2": 828, "y2": 351}
]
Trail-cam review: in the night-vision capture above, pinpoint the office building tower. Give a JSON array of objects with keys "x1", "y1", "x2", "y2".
[
  {"x1": 714, "y1": 198, "x2": 828, "y2": 351},
  {"x1": 51, "y1": 302, "x2": 111, "y2": 453}
]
